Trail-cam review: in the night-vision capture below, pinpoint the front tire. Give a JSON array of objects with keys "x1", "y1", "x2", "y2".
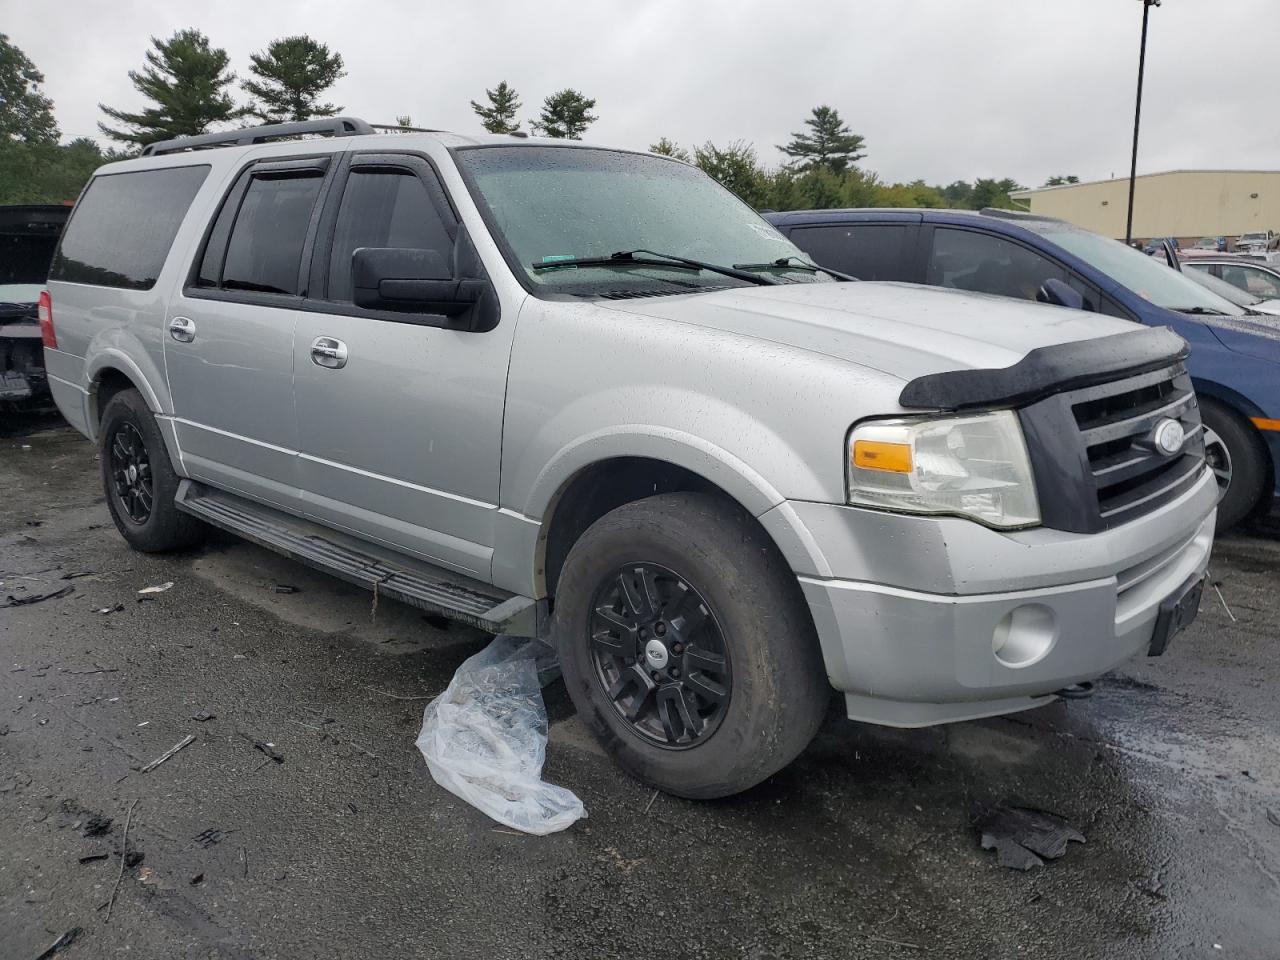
[
  {"x1": 100, "y1": 388, "x2": 206, "y2": 552},
  {"x1": 553, "y1": 493, "x2": 829, "y2": 799},
  {"x1": 1200, "y1": 397, "x2": 1266, "y2": 531}
]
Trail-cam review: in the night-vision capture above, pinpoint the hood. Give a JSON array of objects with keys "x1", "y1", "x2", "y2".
[{"x1": 599, "y1": 281, "x2": 1143, "y2": 383}]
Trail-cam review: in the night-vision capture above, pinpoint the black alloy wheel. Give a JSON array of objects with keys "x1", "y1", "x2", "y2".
[
  {"x1": 589, "y1": 562, "x2": 732, "y2": 748},
  {"x1": 109, "y1": 421, "x2": 153, "y2": 523}
]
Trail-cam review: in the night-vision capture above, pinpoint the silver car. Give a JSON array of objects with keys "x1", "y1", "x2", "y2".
[{"x1": 42, "y1": 118, "x2": 1216, "y2": 798}]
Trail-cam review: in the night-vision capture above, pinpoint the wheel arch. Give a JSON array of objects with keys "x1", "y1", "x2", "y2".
[{"x1": 87, "y1": 357, "x2": 184, "y2": 474}]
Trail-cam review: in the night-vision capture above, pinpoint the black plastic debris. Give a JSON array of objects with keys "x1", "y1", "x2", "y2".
[
  {"x1": 78, "y1": 853, "x2": 109, "y2": 864},
  {"x1": 83, "y1": 814, "x2": 113, "y2": 838},
  {"x1": 124, "y1": 850, "x2": 144, "y2": 868},
  {"x1": 193, "y1": 827, "x2": 227, "y2": 848},
  {"x1": 192, "y1": 711, "x2": 215, "y2": 722},
  {"x1": 189, "y1": 873, "x2": 204, "y2": 885},
  {"x1": 977, "y1": 805, "x2": 1085, "y2": 871},
  {"x1": 273, "y1": 584, "x2": 299, "y2": 594},
  {"x1": 2, "y1": 585, "x2": 74, "y2": 608},
  {"x1": 239, "y1": 731, "x2": 284, "y2": 764},
  {"x1": 33, "y1": 927, "x2": 82, "y2": 960}
]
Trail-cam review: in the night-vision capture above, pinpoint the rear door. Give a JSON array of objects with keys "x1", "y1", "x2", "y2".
[
  {"x1": 166, "y1": 156, "x2": 333, "y2": 510},
  {"x1": 290, "y1": 151, "x2": 514, "y2": 580},
  {"x1": 782, "y1": 215, "x2": 922, "y2": 281}
]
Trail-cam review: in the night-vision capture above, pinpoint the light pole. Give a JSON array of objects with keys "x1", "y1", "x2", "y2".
[{"x1": 1125, "y1": 0, "x2": 1160, "y2": 244}]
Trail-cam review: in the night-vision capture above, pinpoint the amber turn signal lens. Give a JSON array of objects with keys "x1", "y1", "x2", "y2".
[{"x1": 852, "y1": 440, "x2": 912, "y2": 473}]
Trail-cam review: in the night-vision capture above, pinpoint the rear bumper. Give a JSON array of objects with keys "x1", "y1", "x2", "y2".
[{"x1": 777, "y1": 468, "x2": 1217, "y2": 726}]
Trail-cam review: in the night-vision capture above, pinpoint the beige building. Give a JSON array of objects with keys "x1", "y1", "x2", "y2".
[{"x1": 1010, "y1": 170, "x2": 1280, "y2": 244}]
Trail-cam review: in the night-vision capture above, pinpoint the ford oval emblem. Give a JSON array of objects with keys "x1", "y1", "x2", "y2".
[{"x1": 1153, "y1": 418, "x2": 1185, "y2": 456}]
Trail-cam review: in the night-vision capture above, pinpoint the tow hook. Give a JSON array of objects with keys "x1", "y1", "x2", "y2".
[{"x1": 1054, "y1": 682, "x2": 1095, "y2": 700}]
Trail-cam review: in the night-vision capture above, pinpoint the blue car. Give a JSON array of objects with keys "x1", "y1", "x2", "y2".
[{"x1": 766, "y1": 207, "x2": 1280, "y2": 529}]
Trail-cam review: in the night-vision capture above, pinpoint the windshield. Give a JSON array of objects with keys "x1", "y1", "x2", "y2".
[
  {"x1": 456, "y1": 146, "x2": 830, "y2": 296},
  {"x1": 1033, "y1": 226, "x2": 1247, "y2": 315},
  {"x1": 1240, "y1": 233, "x2": 1267, "y2": 242}
]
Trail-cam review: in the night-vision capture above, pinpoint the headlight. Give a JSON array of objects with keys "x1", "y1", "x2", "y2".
[{"x1": 847, "y1": 411, "x2": 1040, "y2": 529}]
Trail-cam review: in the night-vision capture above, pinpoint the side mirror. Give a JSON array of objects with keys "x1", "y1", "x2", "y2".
[
  {"x1": 352, "y1": 247, "x2": 483, "y2": 317},
  {"x1": 1037, "y1": 277, "x2": 1087, "y2": 311}
]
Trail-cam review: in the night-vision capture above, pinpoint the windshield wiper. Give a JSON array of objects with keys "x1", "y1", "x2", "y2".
[
  {"x1": 732, "y1": 255, "x2": 857, "y2": 282},
  {"x1": 1173, "y1": 306, "x2": 1229, "y2": 316},
  {"x1": 531, "y1": 249, "x2": 777, "y2": 286}
]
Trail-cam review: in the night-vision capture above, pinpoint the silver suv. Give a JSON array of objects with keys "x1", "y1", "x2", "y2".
[{"x1": 43, "y1": 118, "x2": 1216, "y2": 798}]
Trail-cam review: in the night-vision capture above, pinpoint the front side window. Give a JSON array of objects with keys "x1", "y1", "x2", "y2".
[
  {"x1": 216, "y1": 174, "x2": 324, "y2": 296},
  {"x1": 50, "y1": 165, "x2": 209, "y2": 290},
  {"x1": 927, "y1": 228, "x2": 1066, "y2": 302},
  {"x1": 456, "y1": 146, "x2": 829, "y2": 296},
  {"x1": 1224, "y1": 264, "x2": 1280, "y2": 300},
  {"x1": 787, "y1": 224, "x2": 913, "y2": 281},
  {"x1": 326, "y1": 169, "x2": 453, "y2": 302}
]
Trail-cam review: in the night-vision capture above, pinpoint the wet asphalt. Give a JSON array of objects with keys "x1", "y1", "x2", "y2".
[{"x1": 2, "y1": 413, "x2": 1278, "y2": 960}]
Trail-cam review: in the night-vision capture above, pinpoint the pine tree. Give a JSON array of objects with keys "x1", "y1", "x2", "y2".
[
  {"x1": 0, "y1": 33, "x2": 59, "y2": 143},
  {"x1": 470, "y1": 81, "x2": 522, "y2": 134},
  {"x1": 99, "y1": 30, "x2": 242, "y2": 146},
  {"x1": 778, "y1": 105, "x2": 866, "y2": 174},
  {"x1": 242, "y1": 36, "x2": 345, "y2": 123},
  {"x1": 530, "y1": 89, "x2": 597, "y2": 139}
]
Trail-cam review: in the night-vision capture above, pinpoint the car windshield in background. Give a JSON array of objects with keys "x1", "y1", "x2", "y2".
[
  {"x1": 456, "y1": 146, "x2": 832, "y2": 296},
  {"x1": 1034, "y1": 225, "x2": 1248, "y2": 316}
]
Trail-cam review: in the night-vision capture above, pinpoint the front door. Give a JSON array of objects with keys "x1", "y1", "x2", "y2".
[
  {"x1": 167, "y1": 157, "x2": 333, "y2": 510},
  {"x1": 292, "y1": 152, "x2": 515, "y2": 580}
]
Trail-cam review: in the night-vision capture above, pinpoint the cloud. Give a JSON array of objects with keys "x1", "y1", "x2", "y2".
[{"x1": 9, "y1": 0, "x2": 1277, "y2": 187}]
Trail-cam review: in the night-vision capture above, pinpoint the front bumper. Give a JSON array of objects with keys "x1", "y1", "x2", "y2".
[{"x1": 778, "y1": 467, "x2": 1217, "y2": 727}]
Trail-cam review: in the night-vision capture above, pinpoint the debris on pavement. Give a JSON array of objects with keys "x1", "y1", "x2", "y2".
[
  {"x1": 95, "y1": 603, "x2": 125, "y2": 614},
  {"x1": 1267, "y1": 808, "x2": 1280, "y2": 829},
  {"x1": 105, "y1": 799, "x2": 138, "y2": 923},
  {"x1": 32, "y1": 927, "x2": 82, "y2": 960},
  {"x1": 273, "y1": 583, "x2": 299, "y2": 594},
  {"x1": 2, "y1": 585, "x2": 74, "y2": 608},
  {"x1": 977, "y1": 804, "x2": 1085, "y2": 871},
  {"x1": 239, "y1": 731, "x2": 285, "y2": 764},
  {"x1": 139, "y1": 734, "x2": 196, "y2": 773},
  {"x1": 83, "y1": 814, "x2": 113, "y2": 837},
  {"x1": 189, "y1": 873, "x2": 204, "y2": 885},
  {"x1": 416, "y1": 634, "x2": 586, "y2": 836},
  {"x1": 137, "y1": 582, "x2": 174, "y2": 595},
  {"x1": 1211, "y1": 578, "x2": 1237, "y2": 622},
  {"x1": 192, "y1": 711, "x2": 215, "y2": 722},
  {"x1": 78, "y1": 852, "x2": 109, "y2": 864}
]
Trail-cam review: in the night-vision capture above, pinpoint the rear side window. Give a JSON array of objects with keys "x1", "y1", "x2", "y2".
[
  {"x1": 326, "y1": 170, "x2": 454, "y2": 302},
  {"x1": 218, "y1": 175, "x2": 324, "y2": 296},
  {"x1": 787, "y1": 224, "x2": 914, "y2": 281},
  {"x1": 50, "y1": 166, "x2": 208, "y2": 290},
  {"x1": 927, "y1": 228, "x2": 1066, "y2": 302}
]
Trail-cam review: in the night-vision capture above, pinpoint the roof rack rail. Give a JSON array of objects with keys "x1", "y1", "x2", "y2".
[
  {"x1": 979, "y1": 206, "x2": 1064, "y2": 224},
  {"x1": 141, "y1": 116, "x2": 377, "y2": 157}
]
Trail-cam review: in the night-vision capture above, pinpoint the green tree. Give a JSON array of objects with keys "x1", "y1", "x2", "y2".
[
  {"x1": 0, "y1": 138, "x2": 104, "y2": 203},
  {"x1": 471, "y1": 80, "x2": 522, "y2": 134},
  {"x1": 1044, "y1": 174, "x2": 1080, "y2": 186},
  {"x1": 531, "y1": 88, "x2": 597, "y2": 139},
  {"x1": 694, "y1": 141, "x2": 770, "y2": 209},
  {"x1": 649, "y1": 136, "x2": 690, "y2": 162},
  {"x1": 778, "y1": 105, "x2": 866, "y2": 174},
  {"x1": 99, "y1": 30, "x2": 242, "y2": 146},
  {"x1": 938, "y1": 180, "x2": 973, "y2": 207},
  {"x1": 242, "y1": 35, "x2": 345, "y2": 123},
  {"x1": 969, "y1": 177, "x2": 1024, "y2": 209},
  {"x1": 0, "y1": 34, "x2": 59, "y2": 143}
]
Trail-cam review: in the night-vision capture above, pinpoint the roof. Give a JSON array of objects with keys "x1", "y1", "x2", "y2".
[
  {"x1": 765, "y1": 207, "x2": 1065, "y2": 227},
  {"x1": 1011, "y1": 168, "x2": 1280, "y2": 198}
]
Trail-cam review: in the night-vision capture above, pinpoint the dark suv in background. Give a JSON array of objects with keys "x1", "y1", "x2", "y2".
[
  {"x1": 1, "y1": 204, "x2": 71, "y2": 408},
  {"x1": 766, "y1": 207, "x2": 1280, "y2": 530}
]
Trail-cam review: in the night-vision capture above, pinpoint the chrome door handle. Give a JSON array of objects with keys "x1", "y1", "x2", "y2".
[
  {"x1": 310, "y1": 336, "x2": 348, "y2": 369},
  {"x1": 168, "y1": 316, "x2": 196, "y2": 342}
]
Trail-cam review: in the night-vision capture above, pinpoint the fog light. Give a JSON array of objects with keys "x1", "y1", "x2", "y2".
[{"x1": 992, "y1": 604, "x2": 1057, "y2": 667}]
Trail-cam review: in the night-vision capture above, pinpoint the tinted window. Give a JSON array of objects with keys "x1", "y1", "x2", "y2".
[
  {"x1": 787, "y1": 224, "x2": 913, "y2": 281},
  {"x1": 50, "y1": 166, "x2": 208, "y2": 290},
  {"x1": 220, "y1": 174, "x2": 323, "y2": 296},
  {"x1": 327, "y1": 170, "x2": 454, "y2": 302},
  {"x1": 927, "y1": 228, "x2": 1066, "y2": 302}
]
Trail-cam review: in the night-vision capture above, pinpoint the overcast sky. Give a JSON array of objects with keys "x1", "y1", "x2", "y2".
[{"x1": 9, "y1": 0, "x2": 1278, "y2": 188}]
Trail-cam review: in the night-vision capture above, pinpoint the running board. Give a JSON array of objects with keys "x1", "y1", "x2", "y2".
[{"x1": 176, "y1": 481, "x2": 539, "y2": 635}]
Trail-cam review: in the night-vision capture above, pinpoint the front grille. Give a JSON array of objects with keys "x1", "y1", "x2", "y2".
[{"x1": 1019, "y1": 363, "x2": 1207, "y2": 534}]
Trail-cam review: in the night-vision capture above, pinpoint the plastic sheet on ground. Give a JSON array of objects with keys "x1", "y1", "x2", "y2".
[{"x1": 415, "y1": 634, "x2": 586, "y2": 835}]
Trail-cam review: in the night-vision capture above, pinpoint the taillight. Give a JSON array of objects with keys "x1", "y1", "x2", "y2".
[{"x1": 38, "y1": 290, "x2": 56, "y2": 350}]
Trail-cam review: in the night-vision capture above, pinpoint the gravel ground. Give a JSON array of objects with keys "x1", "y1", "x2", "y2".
[{"x1": 2, "y1": 414, "x2": 1278, "y2": 959}]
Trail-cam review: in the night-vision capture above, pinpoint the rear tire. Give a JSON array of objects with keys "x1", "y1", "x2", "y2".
[
  {"x1": 1200, "y1": 397, "x2": 1266, "y2": 531},
  {"x1": 553, "y1": 492, "x2": 829, "y2": 799},
  {"x1": 100, "y1": 388, "x2": 206, "y2": 552}
]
